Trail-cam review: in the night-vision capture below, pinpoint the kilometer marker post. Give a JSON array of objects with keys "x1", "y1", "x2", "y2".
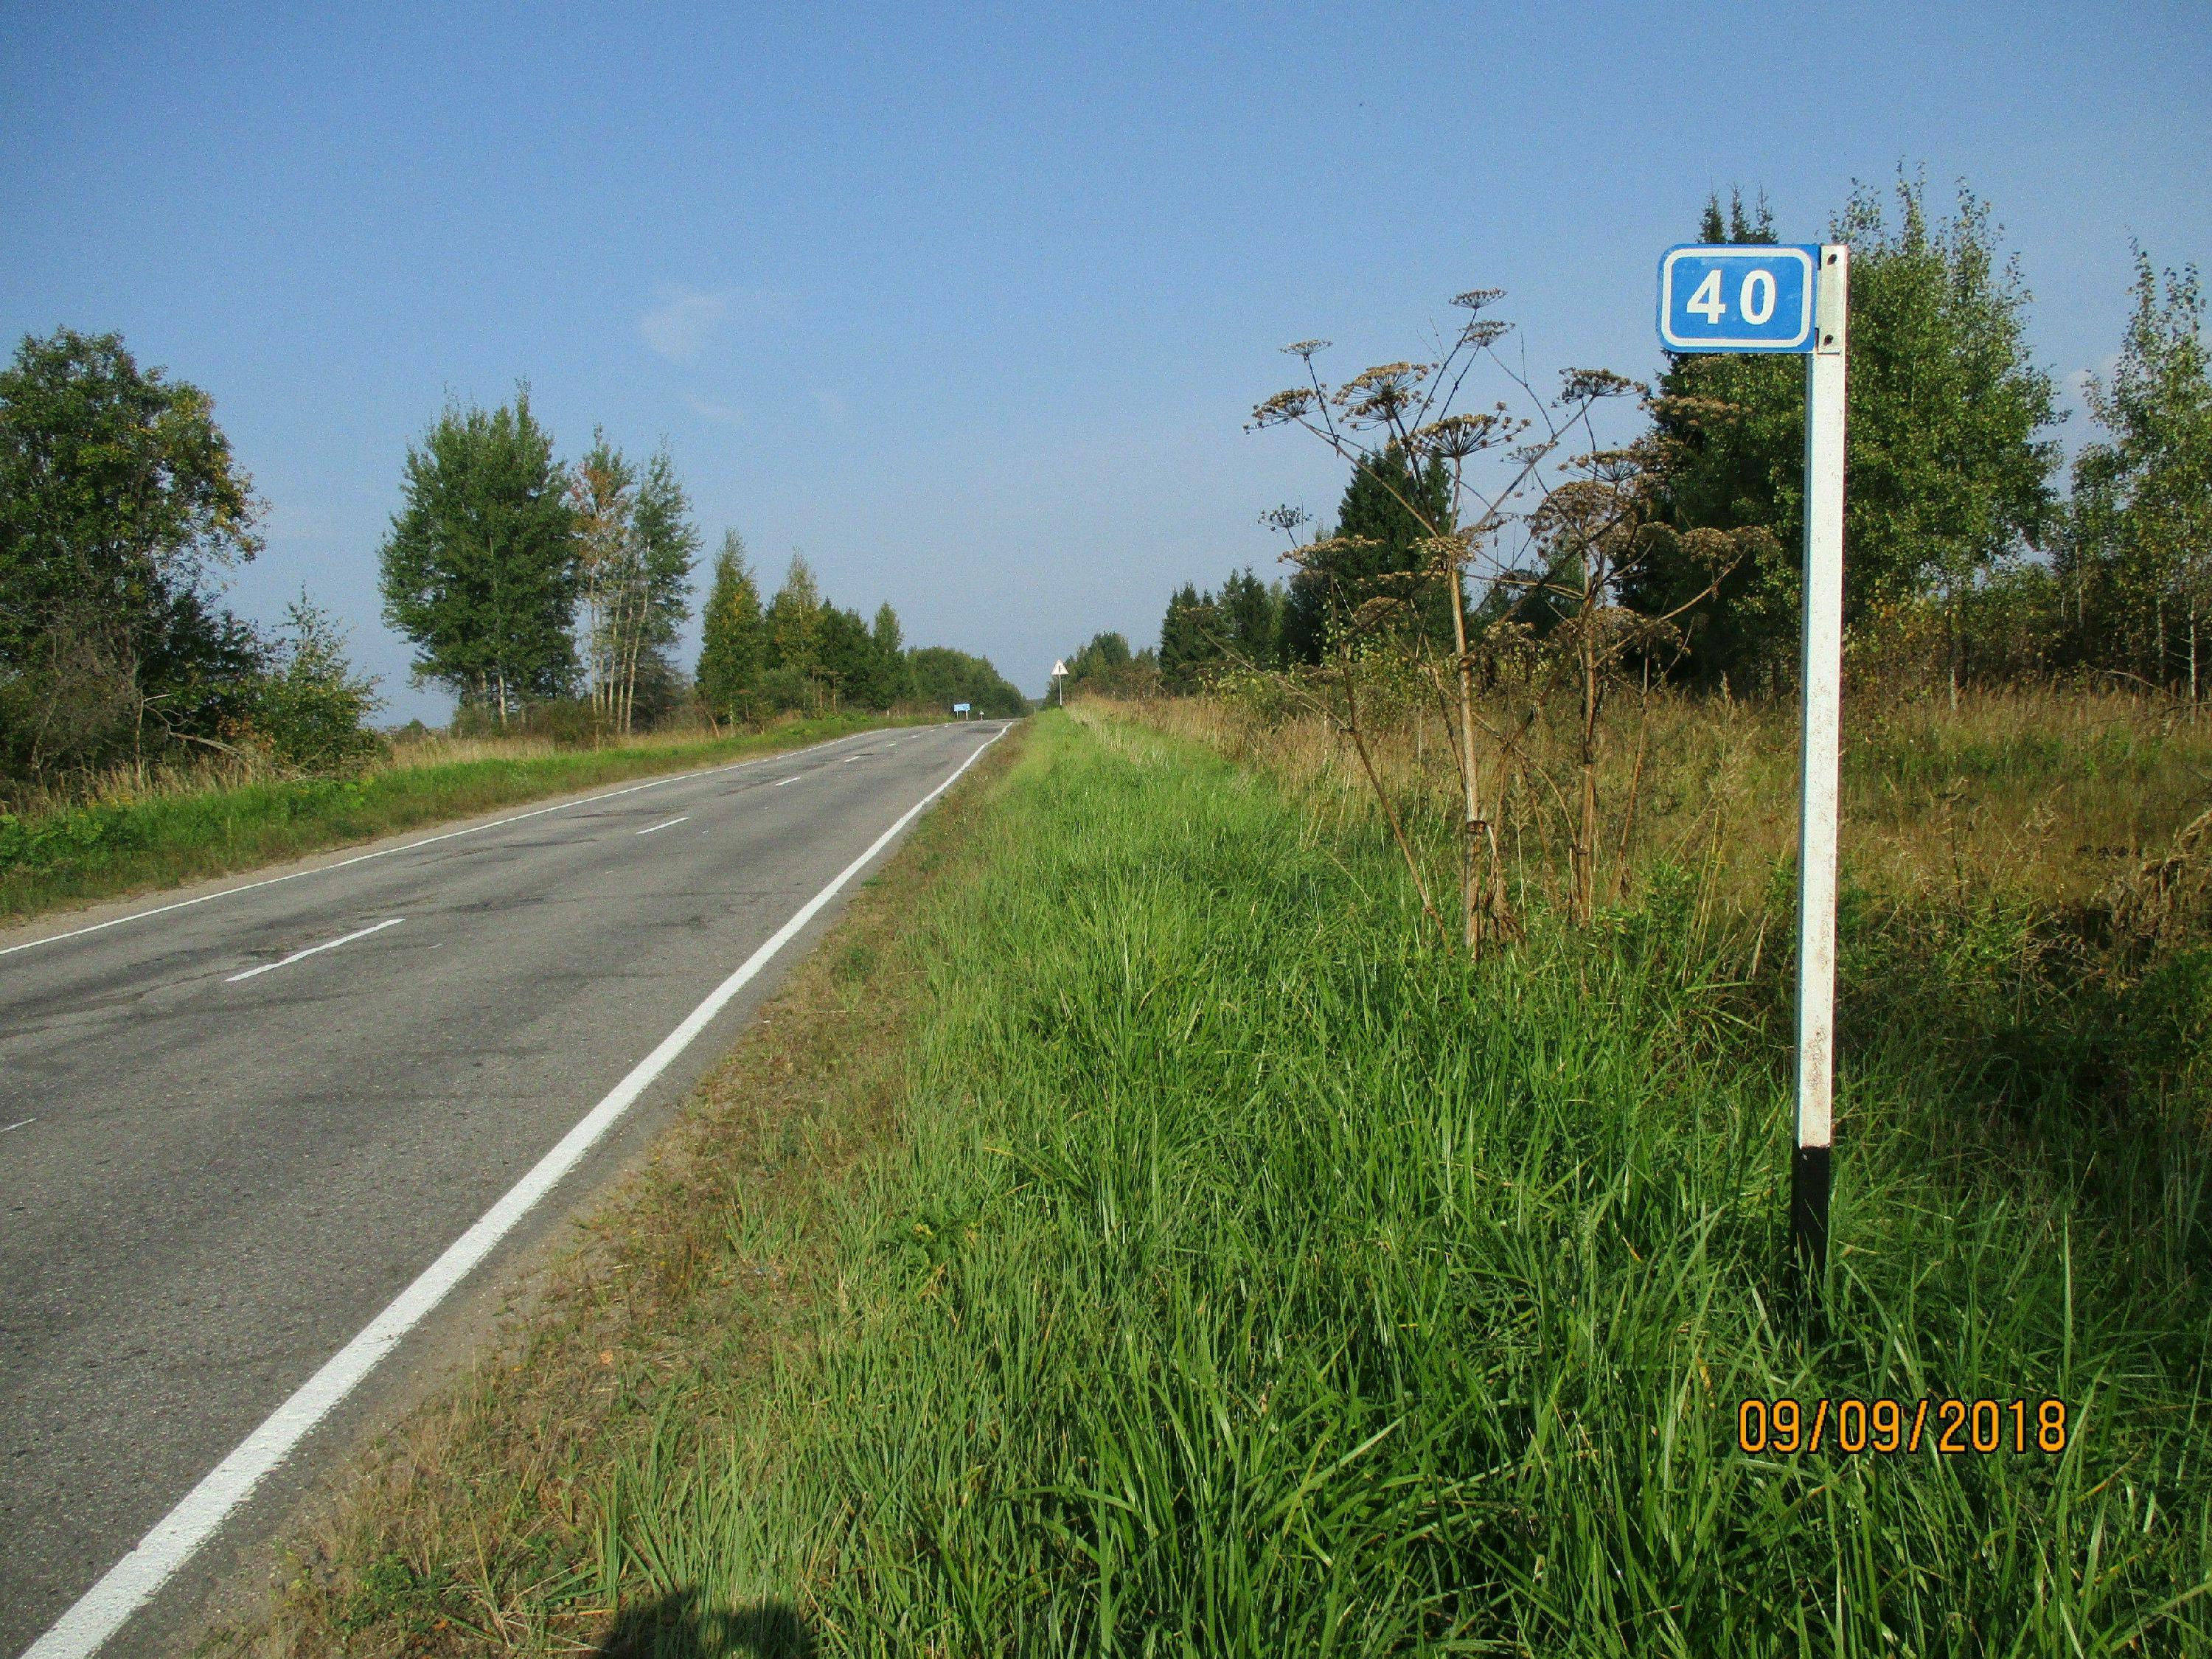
[
  {"x1": 1791, "y1": 245, "x2": 1848, "y2": 1317},
  {"x1": 1657, "y1": 240, "x2": 1848, "y2": 1321}
]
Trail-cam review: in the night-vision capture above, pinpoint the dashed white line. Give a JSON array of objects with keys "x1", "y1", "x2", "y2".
[
  {"x1": 225, "y1": 919, "x2": 405, "y2": 984},
  {"x1": 21, "y1": 726, "x2": 1007, "y2": 1659},
  {"x1": 774, "y1": 776, "x2": 800, "y2": 787},
  {"x1": 1, "y1": 1117, "x2": 34, "y2": 1135},
  {"x1": 634, "y1": 815, "x2": 690, "y2": 836}
]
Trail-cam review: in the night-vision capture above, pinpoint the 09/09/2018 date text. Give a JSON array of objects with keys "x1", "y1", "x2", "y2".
[{"x1": 1736, "y1": 1397, "x2": 2070, "y2": 1456}]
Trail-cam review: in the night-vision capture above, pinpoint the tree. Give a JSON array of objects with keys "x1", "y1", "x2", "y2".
[
  {"x1": 1841, "y1": 176, "x2": 2061, "y2": 702},
  {"x1": 696, "y1": 530, "x2": 766, "y2": 723},
  {"x1": 0, "y1": 327, "x2": 265, "y2": 776},
  {"x1": 1634, "y1": 192, "x2": 1804, "y2": 688},
  {"x1": 1217, "y1": 566, "x2": 1285, "y2": 668},
  {"x1": 2065, "y1": 248, "x2": 2212, "y2": 699},
  {"x1": 378, "y1": 391, "x2": 575, "y2": 726},
  {"x1": 1636, "y1": 175, "x2": 2063, "y2": 696},
  {"x1": 869, "y1": 604, "x2": 910, "y2": 708},
  {"x1": 1158, "y1": 582, "x2": 1222, "y2": 691},
  {"x1": 1061, "y1": 630, "x2": 1158, "y2": 698},
  {"x1": 621, "y1": 447, "x2": 699, "y2": 730},
  {"x1": 1282, "y1": 445, "x2": 1456, "y2": 664},
  {"x1": 765, "y1": 554, "x2": 824, "y2": 707},
  {"x1": 246, "y1": 596, "x2": 383, "y2": 772},
  {"x1": 815, "y1": 605, "x2": 875, "y2": 708},
  {"x1": 568, "y1": 430, "x2": 636, "y2": 727},
  {"x1": 905, "y1": 644, "x2": 1028, "y2": 716}
]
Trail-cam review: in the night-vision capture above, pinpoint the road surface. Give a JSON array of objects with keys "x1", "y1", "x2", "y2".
[{"x1": 0, "y1": 720, "x2": 1006, "y2": 1658}]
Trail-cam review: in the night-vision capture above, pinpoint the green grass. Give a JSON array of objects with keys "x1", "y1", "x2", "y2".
[
  {"x1": 574, "y1": 710, "x2": 2212, "y2": 1653},
  {"x1": 0, "y1": 711, "x2": 928, "y2": 925},
  {"x1": 255, "y1": 706, "x2": 2212, "y2": 1655}
]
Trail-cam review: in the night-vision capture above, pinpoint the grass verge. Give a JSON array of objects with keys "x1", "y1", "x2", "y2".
[
  {"x1": 0, "y1": 712, "x2": 928, "y2": 926},
  {"x1": 240, "y1": 708, "x2": 2212, "y2": 1655}
]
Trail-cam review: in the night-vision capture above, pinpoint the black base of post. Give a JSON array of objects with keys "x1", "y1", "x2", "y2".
[{"x1": 1789, "y1": 1143, "x2": 1832, "y2": 1335}]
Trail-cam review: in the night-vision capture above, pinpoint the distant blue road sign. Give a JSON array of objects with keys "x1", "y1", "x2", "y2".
[
  {"x1": 953, "y1": 702, "x2": 970, "y2": 714},
  {"x1": 1658, "y1": 244, "x2": 1820, "y2": 353}
]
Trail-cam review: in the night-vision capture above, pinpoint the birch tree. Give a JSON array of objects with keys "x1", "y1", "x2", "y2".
[
  {"x1": 378, "y1": 392, "x2": 574, "y2": 727},
  {"x1": 2068, "y1": 249, "x2": 2212, "y2": 701}
]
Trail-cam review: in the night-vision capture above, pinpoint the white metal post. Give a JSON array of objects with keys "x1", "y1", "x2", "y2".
[{"x1": 1792, "y1": 243, "x2": 1848, "y2": 1301}]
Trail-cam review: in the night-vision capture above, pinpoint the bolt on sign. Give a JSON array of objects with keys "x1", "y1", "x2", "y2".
[{"x1": 1659, "y1": 242, "x2": 1848, "y2": 1316}]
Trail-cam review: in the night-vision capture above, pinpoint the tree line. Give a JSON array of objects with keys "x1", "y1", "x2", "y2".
[
  {"x1": 0, "y1": 332, "x2": 1028, "y2": 796},
  {"x1": 377, "y1": 389, "x2": 1028, "y2": 731},
  {"x1": 1127, "y1": 175, "x2": 2210, "y2": 709},
  {"x1": 695, "y1": 537, "x2": 1027, "y2": 722}
]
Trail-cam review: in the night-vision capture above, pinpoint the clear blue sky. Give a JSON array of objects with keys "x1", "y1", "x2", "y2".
[{"x1": 4, "y1": 1, "x2": 2206, "y2": 716}]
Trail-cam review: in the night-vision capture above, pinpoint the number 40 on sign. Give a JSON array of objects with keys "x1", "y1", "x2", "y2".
[{"x1": 1658, "y1": 244, "x2": 1820, "y2": 352}]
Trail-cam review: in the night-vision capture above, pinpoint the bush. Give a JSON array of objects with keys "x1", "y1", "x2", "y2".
[{"x1": 238, "y1": 599, "x2": 384, "y2": 773}]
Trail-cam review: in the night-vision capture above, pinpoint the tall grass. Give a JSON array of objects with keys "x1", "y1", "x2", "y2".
[
  {"x1": 571, "y1": 708, "x2": 2212, "y2": 1654},
  {"x1": 1150, "y1": 681, "x2": 2212, "y2": 925}
]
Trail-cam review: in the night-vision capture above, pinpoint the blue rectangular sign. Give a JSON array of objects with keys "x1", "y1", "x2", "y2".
[{"x1": 1658, "y1": 244, "x2": 1820, "y2": 353}]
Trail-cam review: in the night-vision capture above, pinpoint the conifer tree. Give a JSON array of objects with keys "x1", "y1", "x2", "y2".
[
  {"x1": 1281, "y1": 445, "x2": 1453, "y2": 664},
  {"x1": 695, "y1": 529, "x2": 765, "y2": 723},
  {"x1": 1158, "y1": 582, "x2": 1221, "y2": 690},
  {"x1": 870, "y1": 603, "x2": 909, "y2": 707},
  {"x1": 1217, "y1": 566, "x2": 1284, "y2": 667}
]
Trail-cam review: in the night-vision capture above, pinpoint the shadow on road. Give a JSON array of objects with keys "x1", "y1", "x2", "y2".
[{"x1": 596, "y1": 1589, "x2": 815, "y2": 1658}]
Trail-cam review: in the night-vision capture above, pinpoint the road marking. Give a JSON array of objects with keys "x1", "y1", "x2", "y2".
[
  {"x1": 226, "y1": 919, "x2": 405, "y2": 984},
  {"x1": 634, "y1": 815, "x2": 689, "y2": 836},
  {"x1": 21, "y1": 726, "x2": 1005, "y2": 1659},
  {"x1": 1, "y1": 1117, "x2": 33, "y2": 1135},
  {"x1": 0, "y1": 731, "x2": 893, "y2": 961},
  {"x1": 774, "y1": 776, "x2": 800, "y2": 787}
]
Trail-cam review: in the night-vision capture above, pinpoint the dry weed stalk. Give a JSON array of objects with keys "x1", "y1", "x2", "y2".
[{"x1": 1251, "y1": 292, "x2": 1772, "y2": 941}]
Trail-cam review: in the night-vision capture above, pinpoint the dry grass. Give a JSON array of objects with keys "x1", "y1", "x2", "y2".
[{"x1": 1128, "y1": 681, "x2": 2212, "y2": 942}]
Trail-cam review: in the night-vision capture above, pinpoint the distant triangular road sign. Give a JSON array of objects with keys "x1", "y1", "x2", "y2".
[{"x1": 1051, "y1": 660, "x2": 1068, "y2": 677}]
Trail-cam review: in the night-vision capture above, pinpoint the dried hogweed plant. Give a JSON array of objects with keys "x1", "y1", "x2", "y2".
[{"x1": 1249, "y1": 291, "x2": 1773, "y2": 942}]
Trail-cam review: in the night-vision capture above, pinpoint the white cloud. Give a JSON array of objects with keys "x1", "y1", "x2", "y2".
[
  {"x1": 684, "y1": 394, "x2": 743, "y2": 424},
  {"x1": 639, "y1": 286, "x2": 734, "y2": 362}
]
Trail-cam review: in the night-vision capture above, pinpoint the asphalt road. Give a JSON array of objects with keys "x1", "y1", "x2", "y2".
[{"x1": 0, "y1": 720, "x2": 1006, "y2": 1658}]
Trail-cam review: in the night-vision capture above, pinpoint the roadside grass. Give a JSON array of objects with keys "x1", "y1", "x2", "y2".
[
  {"x1": 244, "y1": 705, "x2": 2212, "y2": 1655},
  {"x1": 0, "y1": 712, "x2": 932, "y2": 925}
]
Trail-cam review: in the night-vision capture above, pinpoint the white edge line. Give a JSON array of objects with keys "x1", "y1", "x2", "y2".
[
  {"x1": 1, "y1": 1117, "x2": 32, "y2": 1135},
  {"x1": 22, "y1": 725, "x2": 1005, "y2": 1659},
  {"x1": 0, "y1": 729, "x2": 895, "y2": 961},
  {"x1": 633, "y1": 815, "x2": 689, "y2": 837},
  {"x1": 224, "y1": 919, "x2": 405, "y2": 984}
]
